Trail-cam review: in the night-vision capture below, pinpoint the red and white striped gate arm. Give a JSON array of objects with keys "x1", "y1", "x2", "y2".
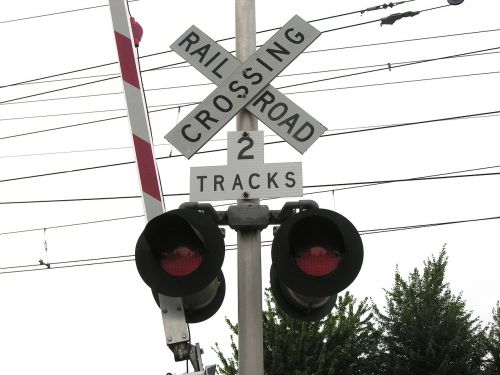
[
  {"x1": 108, "y1": 0, "x2": 164, "y2": 222},
  {"x1": 108, "y1": 0, "x2": 190, "y2": 349}
]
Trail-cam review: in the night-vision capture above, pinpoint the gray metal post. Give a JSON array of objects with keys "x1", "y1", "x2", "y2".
[{"x1": 235, "y1": 1, "x2": 264, "y2": 375}]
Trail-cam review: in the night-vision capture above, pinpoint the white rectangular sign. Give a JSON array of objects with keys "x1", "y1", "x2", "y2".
[
  {"x1": 166, "y1": 15, "x2": 321, "y2": 159},
  {"x1": 190, "y1": 131, "x2": 303, "y2": 201},
  {"x1": 190, "y1": 162, "x2": 302, "y2": 201}
]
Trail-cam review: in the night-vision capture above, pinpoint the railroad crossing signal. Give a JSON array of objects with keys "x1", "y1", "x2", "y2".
[
  {"x1": 165, "y1": 15, "x2": 326, "y2": 159},
  {"x1": 270, "y1": 206, "x2": 364, "y2": 321},
  {"x1": 135, "y1": 207, "x2": 226, "y2": 323}
]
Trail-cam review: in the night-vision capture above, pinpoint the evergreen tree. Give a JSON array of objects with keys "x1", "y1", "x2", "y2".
[
  {"x1": 484, "y1": 301, "x2": 500, "y2": 374},
  {"x1": 213, "y1": 290, "x2": 380, "y2": 375},
  {"x1": 374, "y1": 248, "x2": 487, "y2": 375}
]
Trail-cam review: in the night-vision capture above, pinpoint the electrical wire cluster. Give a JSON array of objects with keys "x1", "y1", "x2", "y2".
[{"x1": 1, "y1": 0, "x2": 499, "y2": 276}]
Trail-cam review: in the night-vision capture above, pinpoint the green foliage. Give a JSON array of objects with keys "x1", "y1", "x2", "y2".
[
  {"x1": 484, "y1": 301, "x2": 500, "y2": 374},
  {"x1": 213, "y1": 290, "x2": 380, "y2": 375},
  {"x1": 214, "y1": 248, "x2": 498, "y2": 374},
  {"x1": 374, "y1": 248, "x2": 487, "y2": 375}
]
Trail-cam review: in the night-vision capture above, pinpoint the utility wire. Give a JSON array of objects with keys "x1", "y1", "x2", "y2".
[
  {"x1": 2, "y1": 213, "x2": 500, "y2": 275},
  {"x1": 2, "y1": 67, "x2": 499, "y2": 122},
  {"x1": 0, "y1": 0, "x2": 414, "y2": 89},
  {"x1": 8, "y1": 27, "x2": 498, "y2": 90},
  {"x1": 1, "y1": 170, "x2": 500, "y2": 206},
  {"x1": 0, "y1": 215, "x2": 145, "y2": 236},
  {"x1": 3, "y1": 111, "x2": 499, "y2": 160},
  {"x1": 0, "y1": 103, "x2": 198, "y2": 141},
  {"x1": 1, "y1": 161, "x2": 499, "y2": 236},
  {"x1": 304, "y1": 164, "x2": 500, "y2": 196},
  {"x1": 0, "y1": 2, "x2": 454, "y2": 103},
  {"x1": 283, "y1": 70, "x2": 500, "y2": 96},
  {"x1": 320, "y1": 4, "x2": 449, "y2": 34},
  {"x1": 277, "y1": 46, "x2": 500, "y2": 91},
  {"x1": 0, "y1": 109, "x2": 499, "y2": 184},
  {"x1": 4, "y1": 48, "x2": 499, "y2": 107},
  {"x1": 1, "y1": 44, "x2": 497, "y2": 139},
  {"x1": 0, "y1": 0, "x2": 140, "y2": 24}
]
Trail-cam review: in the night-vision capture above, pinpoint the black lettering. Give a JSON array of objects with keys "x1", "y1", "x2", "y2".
[
  {"x1": 232, "y1": 174, "x2": 244, "y2": 190},
  {"x1": 252, "y1": 90, "x2": 275, "y2": 113},
  {"x1": 214, "y1": 175, "x2": 224, "y2": 191},
  {"x1": 278, "y1": 113, "x2": 299, "y2": 134},
  {"x1": 256, "y1": 57, "x2": 273, "y2": 72},
  {"x1": 285, "y1": 28, "x2": 305, "y2": 44},
  {"x1": 237, "y1": 136, "x2": 254, "y2": 160},
  {"x1": 285, "y1": 172, "x2": 296, "y2": 188},
  {"x1": 197, "y1": 176, "x2": 207, "y2": 191},
  {"x1": 268, "y1": 103, "x2": 288, "y2": 121},
  {"x1": 178, "y1": 31, "x2": 200, "y2": 52},
  {"x1": 213, "y1": 95, "x2": 233, "y2": 113},
  {"x1": 242, "y1": 68, "x2": 263, "y2": 85},
  {"x1": 293, "y1": 122, "x2": 314, "y2": 142},
  {"x1": 204, "y1": 51, "x2": 221, "y2": 67},
  {"x1": 229, "y1": 81, "x2": 249, "y2": 98},
  {"x1": 189, "y1": 44, "x2": 210, "y2": 63},
  {"x1": 266, "y1": 42, "x2": 290, "y2": 62},
  {"x1": 267, "y1": 172, "x2": 278, "y2": 188},
  {"x1": 212, "y1": 58, "x2": 228, "y2": 79},
  {"x1": 181, "y1": 124, "x2": 201, "y2": 142},
  {"x1": 194, "y1": 110, "x2": 218, "y2": 130},
  {"x1": 249, "y1": 173, "x2": 261, "y2": 189}
]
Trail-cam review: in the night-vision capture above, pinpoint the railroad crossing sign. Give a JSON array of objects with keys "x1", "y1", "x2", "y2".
[
  {"x1": 190, "y1": 131, "x2": 302, "y2": 201},
  {"x1": 165, "y1": 15, "x2": 325, "y2": 159}
]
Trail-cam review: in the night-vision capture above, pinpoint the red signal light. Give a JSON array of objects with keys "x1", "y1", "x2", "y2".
[
  {"x1": 294, "y1": 246, "x2": 340, "y2": 276},
  {"x1": 160, "y1": 246, "x2": 202, "y2": 277}
]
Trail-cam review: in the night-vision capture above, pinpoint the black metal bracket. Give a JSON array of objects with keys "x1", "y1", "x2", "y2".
[{"x1": 179, "y1": 200, "x2": 319, "y2": 232}]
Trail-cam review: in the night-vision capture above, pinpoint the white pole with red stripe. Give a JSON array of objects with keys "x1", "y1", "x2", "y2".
[{"x1": 108, "y1": 0, "x2": 190, "y2": 349}]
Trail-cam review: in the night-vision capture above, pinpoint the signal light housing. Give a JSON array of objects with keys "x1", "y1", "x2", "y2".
[
  {"x1": 135, "y1": 208, "x2": 225, "y2": 322},
  {"x1": 271, "y1": 208, "x2": 363, "y2": 320}
]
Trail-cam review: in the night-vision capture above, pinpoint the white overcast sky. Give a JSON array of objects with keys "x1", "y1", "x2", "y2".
[{"x1": 1, "y1": 0, "x2": 500, "y2": 374}]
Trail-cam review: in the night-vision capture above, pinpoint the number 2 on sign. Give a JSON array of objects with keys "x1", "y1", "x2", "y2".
[{"x1": 237, "y1": 135, "x2": 255, "y2": 160}]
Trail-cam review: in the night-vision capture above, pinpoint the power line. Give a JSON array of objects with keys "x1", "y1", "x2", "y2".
[
  {"x1": 4, "y1": 48, "x2": 499, "y2": 108},
  {"x1": 359, "y1": 215, "x2": 500, "y2": 235},
  {"x1": 0, "y1": 103, "x2": 199, "y2": 141},
  {"x1": 305, "y1": 27, "x2": 500, "y2": 55},
  {"x1": 1, "y1": 170, "x2": 500, "y2": 206},
  {"x1": 1, "y1": 161, "x2": 499, "y2": 237},
  {"x1": 319, "y1": 4, "x2": 450, "y2": 34},
  {"x1": 0, "y1": 215, "x2": 144, "y2": 236},
  {"x1": 277, "y1": 46, "x2": 500, "y2": 90},
  {"x1": 0, "y1": 109, "x2": 499, "y2": 184},
  {"x1": 283, "y1": 70, "x2": 500, "y2": 96},
  {"x1": 0, "y1": 0, "x2": 415, "y2": 89},
  {"x1": 2, "y1": 213, "x2": 500, "y2": 275},
  {"x1": 306, "y1": 164, "x2": 500, "y2": 195},
  {"x1": 0, "y1": 125, "x2": 408, "y2": 159},
  {"x1": 0, "y1": 0, "x2": 139, "y2": 24},
  {"x1": 4, "y1": 68, "x2": 500, "y2": 122},
  {"x1": 2, "y1": 45, "x2": 497, "y2": 140},
  {"x1": 0, "y1": 3, "x2": 461, "y2": 104},
  {"x1": 3, "y1": 110, "x2": 499, "y2": 160},
  {"x1": 10, "y1": 27, "x2": 499, "y2": 90}
]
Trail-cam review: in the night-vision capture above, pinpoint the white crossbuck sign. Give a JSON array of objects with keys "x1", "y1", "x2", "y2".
[{"x1": 165, "y1": 15, "x2": 326, "y2": 159}]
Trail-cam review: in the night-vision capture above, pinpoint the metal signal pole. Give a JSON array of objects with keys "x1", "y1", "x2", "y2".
[{"x1": 235, "y1": 1, "x2": 264, "y2": 375}]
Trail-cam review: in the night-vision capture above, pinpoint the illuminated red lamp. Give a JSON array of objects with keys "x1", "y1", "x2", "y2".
[
  {"x1": 161, "y1": 246, "x2": 203, "y2": 277},
  {"x1": 294, "y1": 246, "x2": 340, "y2": 277}
]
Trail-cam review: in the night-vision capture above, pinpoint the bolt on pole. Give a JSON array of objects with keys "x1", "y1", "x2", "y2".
[{"x1": 235, "y1": 0, "x2": 264, "y2": 375}]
